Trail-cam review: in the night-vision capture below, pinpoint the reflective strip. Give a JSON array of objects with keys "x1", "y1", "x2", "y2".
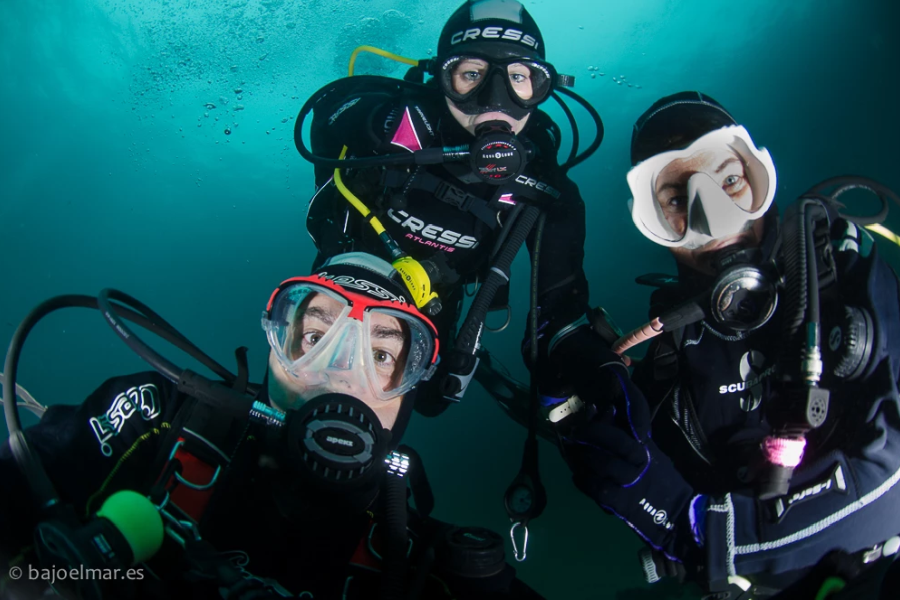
[{"x1": 725, "y1": 494, "x2": 736, "y2": 576}]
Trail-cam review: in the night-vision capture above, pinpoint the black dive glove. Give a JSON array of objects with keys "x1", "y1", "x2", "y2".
[
  {"x1": 535, "y1": 325, "x2": 628, "y2": 412},
  {"x1": 560, "y1": 367, "x2": 704, "y2": 572}
]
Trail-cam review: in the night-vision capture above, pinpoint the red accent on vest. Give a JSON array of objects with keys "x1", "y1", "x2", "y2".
[
  {"x1": 159, "y1": 437, "x2": 218, "y2": 522},
  {"x1": 349, "y1": 519, "x2": 382, "y2": 571}
]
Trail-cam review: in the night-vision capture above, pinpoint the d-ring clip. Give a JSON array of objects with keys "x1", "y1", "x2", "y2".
[
  {"x1": 168, "y1": 439, "x2": 222, "y2": 491},
  {"x1": 510, "y1": 521, "x2": 529, "y2": 562}
]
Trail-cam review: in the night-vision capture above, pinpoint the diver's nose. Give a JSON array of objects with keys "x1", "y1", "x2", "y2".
[
  {"x1": 322, "y1": 369, "x2": 368, "y2": 397},
  {"x1": 326, "y1": 326, "x2": 357, "y2": 371}
]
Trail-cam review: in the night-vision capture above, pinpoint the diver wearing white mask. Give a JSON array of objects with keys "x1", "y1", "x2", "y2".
[{"x1": 556, "y1": 92, "x2": 900, "y2": 600}]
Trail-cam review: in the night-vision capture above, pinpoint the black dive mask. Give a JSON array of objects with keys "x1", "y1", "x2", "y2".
[
  {"x1": 445, "y1": 64, "x2": 532, "y2": 121},
  {"x1": 708, "y1": 246, "x2": 779, "y2": 333},
  {"x1": 436, "y1": 52, "x2": 572, "y2": 119}
]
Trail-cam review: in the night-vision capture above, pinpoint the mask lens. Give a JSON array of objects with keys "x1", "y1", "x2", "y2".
[
  {"x1": 510, "y1": 60, "x2": 552, "y2": 105},
  {"x1": 366, "y1": 307, "x2": 435, "y2": 398},
  {"x1": 446, "y1": 57, "x2": 490, "y2": 98},
  {"x1": 264, "y1": 283, "x2": 351, "y2": 367}
]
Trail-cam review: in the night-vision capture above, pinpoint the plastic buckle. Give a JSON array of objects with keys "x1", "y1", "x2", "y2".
[
  {"x1": 509, "y1": 521, "x2": 529, "y2": 562},
  {"x1": 435, "y1": 180, "x2": 471, "y2": 210}
]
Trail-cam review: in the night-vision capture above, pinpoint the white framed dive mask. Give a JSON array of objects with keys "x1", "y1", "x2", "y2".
[{"x1": 626, "y1": 125, "x2": 777, "y2": 249}]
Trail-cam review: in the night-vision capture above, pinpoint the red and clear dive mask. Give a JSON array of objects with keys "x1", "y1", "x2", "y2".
[{"x1": 261, "y1": 276, "x2": 439, "y2": 403}]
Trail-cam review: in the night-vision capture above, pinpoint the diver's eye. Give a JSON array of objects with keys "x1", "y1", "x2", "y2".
[
  {"x1": 667, "y1": 195, "x2": 688, "y2": 209},
  {"x1": 723, "y1": 174, "x2": 747, "y2": 195},
  {"x1": 510, "y1": 72, "x2": 528, "y2": 84},
  {"x1": 462, "y1": 71, "x2": 481, "y2": 82},
  {"x1": 303, "y1": 331, "x2": 323, "y2": 346},
  {"x1": 373, "y1": 349, "x2": 397, "y2": 368}
]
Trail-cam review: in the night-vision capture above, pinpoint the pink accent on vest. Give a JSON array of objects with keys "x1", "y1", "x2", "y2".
[{"x1": 390, "y1": 107, "x2": 423, "y2": 153}]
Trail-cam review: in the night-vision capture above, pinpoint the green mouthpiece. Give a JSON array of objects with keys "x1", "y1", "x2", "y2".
[{"x1": 95, "y1": 490, "x2": 164, "y2": 564}]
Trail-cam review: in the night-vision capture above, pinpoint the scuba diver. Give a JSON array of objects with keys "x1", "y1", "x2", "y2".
[
  {"x1": 293, "y1": 0, "x2": 606, "y2": 422},
  {"x1": 0, "y1": 252, "x2": 547, "y2": 600},
  {"x1": 550, "y1": 92, "x2": 900, "y2": 599}
]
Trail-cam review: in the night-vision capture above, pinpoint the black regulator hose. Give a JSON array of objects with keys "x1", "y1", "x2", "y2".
[
  {"x1": 759, "y1": 197, "x2": 832, "y2": 500},
  {"x1": 779, "y1": 202, "x2": 811, "y2": 360},
  {"x1": 550, "y1": 90, "x2": 579, "y2": 168},
  {"x1": 489, "y1": 201, "x2": 525, "y2": 262},
  {"x1": 294, "y1": 75, "x2": 466, "y2": 170},
  {"x1": 779, "y1": 200, "x2": 827, "y2": 373},
  {"x1": 440, "y1": 205, "x2": 541, "y2": 399},
  {"x1": 554, "y1": 87, "x2": 604, "y2": 175},
  {"x1": 458, "y1": 205, "x2": 540, "y2": 354},
  {"x1": 379, "y1": 469, "x2": 410, "y2": 600},
  {"x1": 804, "y1": 175, "x2": 900, "y2": 225},
  {"x1": 3, "y1": 292, "x2": 251, "y2": 514}
]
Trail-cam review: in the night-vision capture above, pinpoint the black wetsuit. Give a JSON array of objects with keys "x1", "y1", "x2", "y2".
[
  {"x1": 303, "y1": 77, "x2": 590, "y2": 415},
  {"x1": 628, "y1": 214, "x2": 900, "y2": 593},
  {"x1": 0, "y1": 371, "x2": 545, "y2": 600}
]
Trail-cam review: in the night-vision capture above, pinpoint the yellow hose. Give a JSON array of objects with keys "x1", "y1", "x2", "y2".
[
  {"x1": 348, "y1": 45, "x2": 419, "y2": 77},
  {"x1": 865, "y1": 223, "x2": 900, "y2": 247},
  {"x1": 333, "y1": 146, "x2": 387, "y2": 235}
]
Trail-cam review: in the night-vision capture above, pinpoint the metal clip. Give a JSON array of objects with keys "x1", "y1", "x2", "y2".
[
  {"x1": 158, "y1": 502, "x2": 202, "y2": 547},
  {"x1": 862, "y1": 544, "x2": 883, "y2": 564},
  {"x1": 509, "y1": 521, "x2": 529, "y2": 562}
]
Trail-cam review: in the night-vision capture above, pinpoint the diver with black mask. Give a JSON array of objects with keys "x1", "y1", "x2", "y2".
[
  {"x1": 0, "y1": 252, "x2": 546, "y2": 600},
  {"x1": 547, "y1": 92, "x2": 900, "y2": 599},
  {"x1": 293, "y1": 0, "x2": 605, "y2": 425}
]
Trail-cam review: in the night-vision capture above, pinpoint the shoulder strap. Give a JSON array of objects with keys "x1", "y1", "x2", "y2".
[
  {"x1": 382, "y1": 168, "x2": 501, "y2": 230},
  {"x1": 652, "y1": 329, "x2": 682, "y2": 383}
]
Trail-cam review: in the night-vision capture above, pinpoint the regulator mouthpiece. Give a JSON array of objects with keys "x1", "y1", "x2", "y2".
[{"x1": 470, "y1": 121, "x2": 529, "y2": 184}]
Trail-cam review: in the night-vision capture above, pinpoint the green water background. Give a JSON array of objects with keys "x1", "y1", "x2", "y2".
[{"x1": 1, "y1": 1, "x2": 899, "y2": 598}]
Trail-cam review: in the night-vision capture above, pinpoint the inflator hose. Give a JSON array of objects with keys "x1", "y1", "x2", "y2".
[
  {"x1": 453, "y1": 205, "x2": 541, "y2": 358},
  {"x1": 779, "y1": 200, "x2": 826, "y2": 371},
  {"x1": 380, "y1": 470, "x2": 410, "y2": 600},
  {"x1": 780, "y1": 201, "x2": 811, "y2": 358}
]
